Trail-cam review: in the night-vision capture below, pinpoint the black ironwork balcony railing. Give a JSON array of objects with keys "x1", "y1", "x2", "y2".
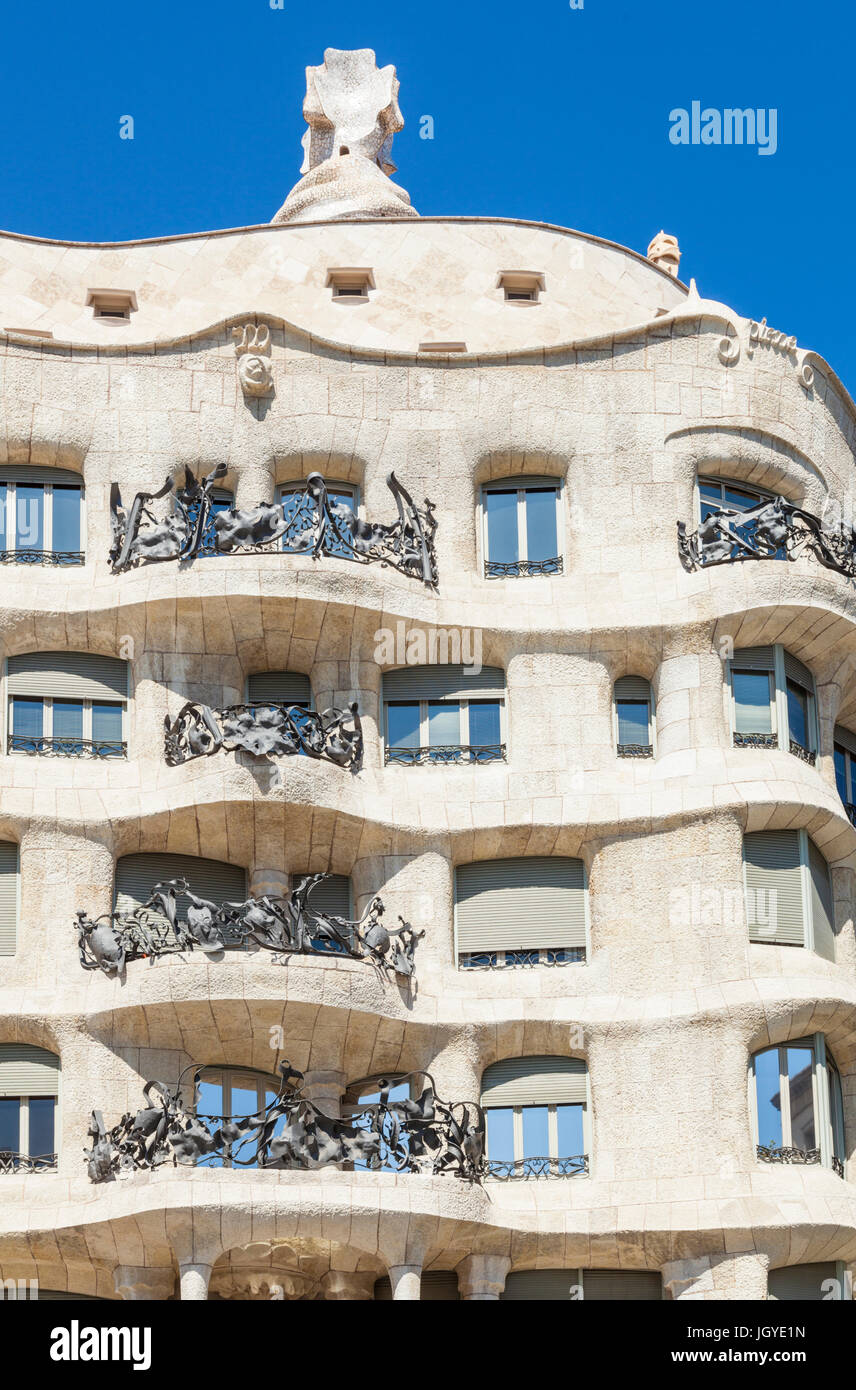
[
  {"x1": 678, "y1": 496, "x2": 856, "y2": 578},
  {"x1": 76, "y1": 872, "x2": 422, "y2": 980},
  {"x1": 484, "y1": 1155, "x2": 589, "y2": 1180},
  {"x1": 845, "y1": 803, "x2": 856, "y2": 828},
  {"x1": 7, "y1": 734, "x2": 126, "y2": 759},
  {"x1": 164, "y1": 700, "x2": 363, "y2": 772},
  {"x1": 617, "y1": 743, "x2": 654, "y2": 758},
  {"x1": 0, "y1": 1152, "x2": 57, "y2": 1175},
  {"x1": 85, "y1": 1064, "x2": 484, "y2": 1184},
  {"x1": 0, "y1": 549, "x2": 84, "y2": 566},
  {"x1": 109, "y1": 465, "x2": 438, "y2": 587},
  {"x1": 385, "y1": 743, "x2": 506, "y2": 766},
  {"x1": 459, "y1": 947, "x2": 585, "y2": 969},
  {"x1": 733, "y1": 732, "x2": 778, "y2": 750},
  {"x1": 484, "y1": 557, "x2": 563, "y2": 578},
  {"x1": 757, "y1": 1143, "x2": 844, "y2": 1178},
  {"x1": 789, "y1": 739, "x2": 817, "y2": 766}
]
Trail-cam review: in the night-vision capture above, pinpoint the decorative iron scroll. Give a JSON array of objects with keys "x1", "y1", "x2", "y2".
[
  {"x1": 677, "y1": 497, "x2": 856, "y2": 578},
  {"x1": 485, "y1": 557, "x2": 563, "y2": 578},
  {"x1": 84, "y1": 1062, "x2": 484, "y2": 1183},
  {"x1": 460, "y1": 948, "x2": 585, "y2": 969},
  {"x1": 484, "y1": 1154, "x2": 588, "y2": 1180},
  {"x1": 733, "y1": 732, "x2": 778, "y2": 750},
  {"x1": 385, "y1": 743, "x2": 506, "y2": 766},
  {"x1": 75, "y1": 873, "x2": 422, "y2": 979},
  {"x1": 8, "y1": 735, "x2": 126, "y2": 759},
  {"x1": 789, "y1": 740, "x2": 816, "y2": 766},
  {"x1": 164, "y1": 700, "x2": 363, "y2": 771},
  {"x1": 109, "y1": 466, "x2": 438, "y2": 586},
  {"x1": 757, "y1": 1142, "x2": 844, "y2": 1178},
  {"x1": 845, "y1": 803, "x2": 856, "y2": 829},
  {"x1": 0, "y1": 1152, "x2": 57, "y2": 1175},
  {"x1": 616, "y1": 743, "x2": 653, "y2": 758},
  {"x1": 0, "y1": 550, "x2": 84, "y2": 566}
]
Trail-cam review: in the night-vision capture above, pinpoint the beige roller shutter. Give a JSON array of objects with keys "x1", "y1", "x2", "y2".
[
  {"x1": 456, "y1": 857, "x2": 586, "y2": 952},
  {"x1": 614, "y1": 676, "x2": 651, "y2": 701},
  {"x1": 731, "y1": 647, "x2": 776, "y2": 671},
  {"x1": 374, "y1": 1271, "x2": 460, "y2": 1301},
  {"x1": 0, "y1": 841, "x2": 18, "y2": 956},
  {"x1": 501, "y1": 1270, "x2": 580, "y2": 1301},
  {"x1": 0, "y1": 1044, "x2": 60, "y2": 1097},
  {"x1": 7, "y1": 652, "x2": 128, "y2": 700},
  {"x1": 247, "y1": 672, "x2": 311, "y2": 706},
  {"x1": 807, "y1": 838, "x2": 835, "y2": 962},
  {"x1": 743, "y1": 831, "x2": 805, "y2": 946},
  {"x1": 784, "y1": 651, "x2": 814, "y2": 690},
  {"x1": 291, "y1": 874, "x2": 352, "y2": 918},
  {"x1": 834, "y1": 724, "x2": 856, "y2": 758},
  {"x1": 0, "y1": 467, "x2": 82, "y2": 486},
  {"x1": 480, "y1": 1056, "x2": 587, "y2": 1107},
  {"x1": 383, "y1": 665, "x2": 505, "y2": 701},
  {"x1": 768, "y1": 1263, "x2": 837, "y2": 1301},
  {"x1": 115, "y1": 853, "x2": 247, "y2": 922},
  {"x1": 583, "y1": 1270, "x2": 662, "y2": 1300}
]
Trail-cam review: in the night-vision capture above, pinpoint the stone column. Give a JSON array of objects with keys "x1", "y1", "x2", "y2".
[
  {"x1": 662, "y1": 1252, "x2": 769, "y2": 1301},
  {"x1": 301, "y1": 1069, "x2": 347, "y2": 1119},
  {"x1": 322, "y1": 1271, "x2": 376, "y2": 1301},
  {"x1": 178, "y1": 1262, "x2": 213, "y2": 1301},
  {"x1": 249, "y1": 866, "x2": 289, "y2": 901},
  {"x1": 387, "y1": 1264, "x2": 422, "y2": 1301},
  {"x1": 113, "y1": 1265, "x2": 175, "y2": 1301},
  {"x1": 456, "y1": 1254, "x2": 511, "y2": 1300}
]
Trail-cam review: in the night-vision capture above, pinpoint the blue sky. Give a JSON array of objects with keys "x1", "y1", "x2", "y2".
[{"x1": 1, "y1": 0, "x2": 853, "y2": 391}]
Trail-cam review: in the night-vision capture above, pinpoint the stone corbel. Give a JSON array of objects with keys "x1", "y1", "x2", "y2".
[{"x1": 233, "y1": 322, "x2": 274, "y2": 398}]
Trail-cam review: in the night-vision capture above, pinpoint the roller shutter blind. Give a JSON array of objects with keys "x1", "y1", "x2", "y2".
[
  {"x1": 383, "y1": 665, "x2": 505, "y2": 701},
  {"x1": 247, "y1": 672, "x2": 311, "y2": 706},
  {"x1": 7, "y1": 652, "x2": 128, "y2": 700},
  {"x1": 614, "y1": 676, "x2": 651, "y2": 701},
  {"x1": 501, "y1": 1270, "x2": 580, "y2": 1301},
  {"x1": 374, "y1": 1271, "x2": 460, "y2": 1301},
  {"x1": 731, "y1": 647, "x2": 776, "y2": 671},
  {"x1": 115, "y1": 853, "x2": 247, "y2": 922},
  {"x1": 291, "y1": 873, "x2": 352, "y2": 918},
  {"x1": 807, "y1": 838, "x2": 835, "y2": 962},
  {"x1": 34, "y1": 1291, "x2": 105, "y2": 1301},
  {"x1": 768, "y1": 1263, "x2": 837, "y2": 1301},
  {"x1": 834, "y1": 723, "x2": 856, "y2": 758},
  {"x1": 784, "y1": 651, "x2": 814, "y2": 691},
  {"x1": 480, "y1": 1056, "x2": 587, "y2": 1108},
  {"x1": 743, "y1": 831, "x2": 805, "y2": 946},
  {"x1": 0, "y1": 841, "x2": 18, "y2": 956},
  {"x1": 0, "y1": 467, "x2": 82, "y2": 486},
  {"x1": 486, "y1": 475, "x2": 560, "y2": 491},
  {"x1": 583, "y1": 1270, "x2": 662, "y2": 1301},
  {"x1": 456, "y1": 857, "x2": 586, "y2": 952},
  {"x1": 0, "y1": 1044, "x2": 60, "y2": 1097}
]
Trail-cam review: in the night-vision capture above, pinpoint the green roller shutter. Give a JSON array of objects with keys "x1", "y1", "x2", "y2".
[
  {"x1": 247, "y1": 672, "x2": 311, "y2": 706},
  {"x1": 614, "y1": 676, "x2": 651, "y2": 701},
  {"x1": 743, "y1": 831, "x2": 805, "y2": 946},
  {"x1": 583, "y1": 1270, "x2": 662, "y2": 1300},
  {"x1": 732, "y1": 647, "x2": 775, "y2": 671},
  {"x1": 115, "y1": 853, "x2": 247, "y2": 924},
  {"x1": 0, "y1": 467, "x2": 82, "y2": 486},
  {"x1": 456, "y1": 858, "x2": 586, "y2": 952},
  {"x1": 383, "y1": 665, "x2": 505, "y2": 701},
  {"x1": 291, "y1": 873, "x2": 352, "y2": 917},
  {"x1": 808, "y1": 838, "x2": 835, "y2": 962},
  {"x1": 481, "y1": 1056, "x2": 587, "y2": 1107},
  {"x1": 0, "y1": 842, "x2": 18, "y2": 956},
  {"x1": 374, "y1": 1272, "x2": 460, "y2": 1301},
  {"x1": 0, "y1": 1044, "x2": 60, "y2": 1097},
  {"x1": 7, "y1": 652, "x2": 128, "y2": 700},
  {"x1": 834, "y1": 724, "x2": 856, "y2": 758},
  {"x1": 501, "y1": 1270, "x2": 580, "y2": 1301},
  {"x1": 784, "y1": 651, "x2": 814, "y2": 691},
  {"x1": 768, "y1": 1263, "x2": 837, "y2": 1301}
]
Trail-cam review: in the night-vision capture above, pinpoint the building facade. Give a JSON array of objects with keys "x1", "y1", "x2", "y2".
[{"x1": 0, "y1": 48, "x2": 855, "y2": 1302}]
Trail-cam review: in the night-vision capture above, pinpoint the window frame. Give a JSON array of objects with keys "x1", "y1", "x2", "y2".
[
  {"x1": 696, "y1": 474, "x2": 775, "y2": 526},
  {"x1": 7, "y1": 693, "x2": 126, "y2": 758},
  {"x1": 276, "y1": 480, "x2": 360, "y2": 556},
  {"x1": 749, "y1": 1033, "x2": 844, "y2": 1176},
  {"x1": 194, "y1": 1066, "x2": 279, "y2": 1168},
  {"x1": 483, "y1": 1097, "x2": 591, "y2": 1168},
  {"x1": 383, "y1": 695, "x2": 506, "y2": 764},
  {"x1": 0, "y1": 1095, "x2": 58, "y2": 1169},
  {"x1": 480, "y1": 477, "x2": 563, "y2": 578},
  {"x1": 834, "y1": 732, "x2": 856, "y2": 821},
  {"x1": 453, "y1": 857, "x2": 590, "y2": 968},
  {"x1": 0, "y1": 478, "x2": 86, "y2": 564},
  {"x1": 728, "y1": 646, "x2": 817, "y2": 760},
  {"x1": 612, "y1": 681, "x2": 656, "y2": 757},
  {"x1": 743, "y1": 827, "x2": 834, "y2": 956}
]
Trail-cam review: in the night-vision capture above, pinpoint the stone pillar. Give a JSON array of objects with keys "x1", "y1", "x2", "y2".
[
  {"x1": 387, "y1": 1264, "x2": 422, "y2": 1301},
  {"x1": 113, "y1": 1265, "x2": 175, "y2": 1301},
  {"x1": 322, "y1": 1271, "x2": 376, "y2": 1301},
  {"x1": 456, "y1": 1254, "x2": 511, "y2": 1300},
  {"x1": 301, "y1": 1069, "x2": 347, "y2": 1119},
  {"x1": 179, "y1": 1262, "x2": 213, "y2": 1301},
  {"x1": 249, "y1": 866, "x2": 289, "y2": 901},
  {"x1": 662, "y1": 1252, "x2": 769, "y2": 1301}
]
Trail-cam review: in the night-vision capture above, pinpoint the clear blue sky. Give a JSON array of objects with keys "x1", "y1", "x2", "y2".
[{"x1": 1, "y1": 0, "x2": 853, "y2": 391}]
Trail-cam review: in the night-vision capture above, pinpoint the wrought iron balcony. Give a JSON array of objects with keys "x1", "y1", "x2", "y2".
[
  {"x1": 0, "y1": 549, "x2": 84, "y2": 566},
  {"x1": 385, "y1": 743, "x2": 506, "y2": 766},
  {"x1": 484, "y1": 1154, "x2": 589, "y2": 1180},
  {"x1": 164, "y1": 700, "x2": 363, "y2": 772},
  {"x1": 85, "y1": 1064, "x2": 484, "y2": 1183},
  {"x1": 844, "y1": 802, "x2": 856, "y2": 828},
  {"x1": 484, "y1": 557, "x2": 563, "y2": 578},
  {"x1": 7, "y1": 734, "x2": 126, "y2": 759},
  {"x1": 757, "y1": 1143, "x2": 844, "y2": 1179},
  {"x1": 617, "y1": 743, "x2": 653, "y2": 758},
  {"x1": 459, "y1": 948, "x2": 585, "y2": 969},
  {"x1": 789, "y1": 739, "x2": 817, "y2": 766},
  {"x1": 75, "y1": 872, "x2": 422, "y2": 980},
  {"x1": 678, "y1": 497, "x2": 856, "y2": 578},
  {"x1": 733, "y1": 731, "x2": 778, "y2": 750},
  {"x1": 109, "y1": 466, "x2": 438, "y2": 587},
  {"x1": 0, "y1": 1152, "x2": 57, "y2": 1175}
]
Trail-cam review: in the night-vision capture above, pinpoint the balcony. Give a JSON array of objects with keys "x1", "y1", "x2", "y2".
[
  {"x1": 678, "y1": 496, "x2": 856, "y2": 578},
  {"x1": 617, "y1": 743, "x2": 653, "y2": 758},
  {"x1": 484, "y1": 557, "x2": 563, "y2": 578},
  {"x1": 0, "y1": 549, "x2": 84, "y2": 566},
  {"x1": 484, "y1": 1154, "x2": 588, "y2": 1180},
  {"x1": 7, "y1": 734, "x2": 126, "y2": 759},
  {"x1": 0, "y1": 1152, "x2": 57, "y2": 1175},
  {"x1": 757, "y1": 1143, "x2": 844, "y2": 1180},
  {"x1": 385, "y1": 743, "x2": 506, "y2": 766},
  {"x1": 164, "y1": 700, "x2": 363, "y2": 771}
]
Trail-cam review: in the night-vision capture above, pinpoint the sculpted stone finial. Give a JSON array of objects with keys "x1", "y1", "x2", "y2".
[
  {"x1": 271, "y1": 48, "x2": 418, "y2": 225},
  {"x1": 647, "y1": 230, "x2": 681, "y2": 278}
]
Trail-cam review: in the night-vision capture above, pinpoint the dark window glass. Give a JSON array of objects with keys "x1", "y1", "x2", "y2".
[
  {"x1": 787, "y1": 1047, "x2": 816, "y2": 1150},
  {"x1": 733, "y1": 671, "x2": 773, "y2": 734},
  {"x1": 485, "y1": 1107, "x2": 515, "y2": 1163},
  {"x1": 617, "y1": 699, "x2": 650, "y2": 745},
  {"x1": 524, "y1": 488, "x2": 558, "y2": 563},
  {"x1": 556, "y1": 1103, "x2": 585, "y2": 1157},
  {"x1": 386, "y1": 702, "x2": 420, "y2": 749},
  {"x1": 485, "y1": 490, "x2": 518, "y2": 563},
  {"x1": 28, "y1": 1097, "x2": 55, "y2": 1161},
  {"x1": 834, "y1": 746, "x2": 848, "y2": 803},
  {"x1": 52, "y1": 700, "x2": 84, "y2": 741},
  {"x1": 15, "y1": 485, "x2": 44, "y2": 551},
  {"x1": 92, "y1": 703, "x2": 124, "y2": 746},
  {"x1": 787, "y1": 681, "x2": 809, "y2": 750},
  {"x1": 0, "y1": 483, "x2": 6, "y2": 551},
  {"x1": 12, "y1": 698, "x2": 43, "y2": 740},
  {"x1": 468, "y1": 700, "x2": 501, "y2": 750},
  {"x1": 52, "y1": 486, "x2": 81, "y2": 554},
  {"x1": 0, "y1": 1097, "x2": 20, "y2": 1156},
  {"x1": 754, "y1": 1048, "x2": 783, "y2": 1149}
]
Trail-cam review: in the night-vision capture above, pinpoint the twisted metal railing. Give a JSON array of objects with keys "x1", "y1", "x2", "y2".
[
  {"x1": 8, "y1": 735, "x2": 126, "y2": 759},
  {"x1": 678, "y1": 497, "x2": 856, "y2": 578},
  {"x1": 617, "y1": 743, "x2": 653, "y2": 758},
  {"x1": 485, "y1": 557, "x2": 563, "y2": 578},
  {"x1": 757, "y1": 1143, "x2": 844, "y2": 1179},
  {"x1": 0, "y1": 550, "x2": 84, "y2": 566},
  {"x1": 483, "y1": 1155, "x2": 589, "y2": 1180},
  {"x1": 733, "y1": 732, "x2": 778, "y2": 750},
  {"x1": 385, "y1": 743, "x2": 506, "y2": 766},
  {"x1": 0, "y1": 1152, "x2": 57, "y2": 1174},
  {"x1": 164, "y1": 700, "x2": 363, "y2": 771}
]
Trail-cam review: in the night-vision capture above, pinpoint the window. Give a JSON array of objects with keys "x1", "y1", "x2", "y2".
[
  {"x1": 698, "y1": 475, "x2": 786, "y2": 558},
  {"x1": 0, "y1": 1044, "x2": 59, "y2": 1173},
  {"x1": 614, "y1": 676, "x2": 654, "y2": 756},
  {"x1": 326, "y1": 268, "x2": 375, "y2": 300},
  {"x1": 374, "y1": 1272, "x2": 459, "y2": 1301},
  {"x1": 6, "y1": 652, "x2": 128, "y2": 758},
  {"x1": 480, "y1": 1056, "x2": 589, "y2": 1178},
  {"x1": 341, "y1": 1074, "x2": 414, "y2": 1172},
  {"x1": 191, "y1": 487, "x2": 233, "y2": 557},
  {"x1": 195, "y1": 1067, "x2": 281, "y2": 1169},
  {"x1": 833, "y1": 724, "x2": 856, "y2": 826},
  {"x1": 729, "y1": 646, "x2": 817, "y2": 763},
  {"x1": 455, "y1": 857, "x2": 587, "y2": 968},
  {"x1": 290, "y1": 872, "x2": 352, "y2": 953},
  {"x1": 0, "y1": 468, "x2": 84, "y2": 565},
  {"x1": 482, "y1": 477, "x2": 562, "y2": 578},
  {"x1": 0, "y1": 842, "x2": 19, "y2": 958},
  {"x1": 382, "y1": 665, "x2": 506, "y2": 765},
  {"x1": 501, "y1": 1270, "x2": 662, "y2": 1301},
  {"x1": 768, "y1": 1263, "x2": 844, "y2": 1301},
  {"x1": 115, "y1": 853, "x2": 248, "y2": 946},
  {"x1": 278, "y1": 480, "x2": 358, "y2": 561},
  {"x1": 497, "y1": 271, "x2": 545, "y2": 303},
  {"x1": 85, "y1": 288, "x2": 137, "y2": 322},
  {"x1": 751, "y1": 1035, "x2": 844, "y2": 1176},
  {"x1": 743, "y1": 830, "x2": 835, "y2": 959},
  {"x1": 246, "y1": 672, "x2": 311, "y2": 707}
]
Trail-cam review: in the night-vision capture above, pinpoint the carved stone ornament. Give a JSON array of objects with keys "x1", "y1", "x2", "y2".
[
  {"x1": 677, "y1": 495, "x2": 856, "y2": 579},
  {"x1": 233, "y1": 323, "x2": 273, "y2": 398},
  {"x1": 109, "y1": 466, "x2": 438, "y2": 586},
  {"x1": 646, "y1": 230, "x2": 681, "y2": 278},
  {"x1": 84, "y1": 1062, "x2": 484, "y2": 1183},
  {"x1": 75, "y1": 872, "x2": 424, "y2": 979}
]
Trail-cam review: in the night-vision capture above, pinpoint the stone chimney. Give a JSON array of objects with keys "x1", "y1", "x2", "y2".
[{"x1": 646, "y1": 231, "x2": 681, "y2": 278}]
